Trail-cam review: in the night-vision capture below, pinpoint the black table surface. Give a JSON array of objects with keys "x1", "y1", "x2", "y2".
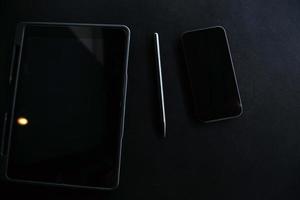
[{"x1": 0, "y1": 0, "x2": 300, "y2": 199}]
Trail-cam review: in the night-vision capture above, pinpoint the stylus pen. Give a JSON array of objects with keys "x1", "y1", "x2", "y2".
[{"x1": 154, "y1": 33, "x2": 167, "y2": 138}]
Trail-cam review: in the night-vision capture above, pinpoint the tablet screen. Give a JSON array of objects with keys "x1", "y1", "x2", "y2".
[{"x1": 6, "y1": 24, "x2": 129, "y2": 189}]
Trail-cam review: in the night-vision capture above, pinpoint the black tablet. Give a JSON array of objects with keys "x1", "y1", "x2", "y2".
[{"x1": 1, "y1": 22, "x2": 130, "y2": 190}]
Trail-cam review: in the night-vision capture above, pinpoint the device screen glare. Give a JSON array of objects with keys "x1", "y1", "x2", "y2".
[{"x1": 17, "y1": 117, "x2": 29, "y2": 126}]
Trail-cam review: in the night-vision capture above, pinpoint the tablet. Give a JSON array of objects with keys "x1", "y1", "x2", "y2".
[{"x1": 1, "y1": 22, "x2": 130, "y2": 190}]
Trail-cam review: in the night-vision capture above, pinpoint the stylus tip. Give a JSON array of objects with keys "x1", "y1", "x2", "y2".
[{"x1": 163, "y1": 123, "x2": 167, "y2": 138}]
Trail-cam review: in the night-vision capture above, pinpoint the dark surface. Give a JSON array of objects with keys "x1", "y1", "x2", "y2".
[{"x1": 0, "y1": 0, "x2": 300, "y2": 199}]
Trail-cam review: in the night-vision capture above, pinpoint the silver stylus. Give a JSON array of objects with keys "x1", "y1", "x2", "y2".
[{"x1": 154, "y1": 33, "x2": 167, "y2": 138}]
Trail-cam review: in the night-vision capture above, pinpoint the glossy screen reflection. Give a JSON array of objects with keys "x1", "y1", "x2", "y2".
[{"x1": 7, "y1": 24, "x2": 129, "y2": 189}]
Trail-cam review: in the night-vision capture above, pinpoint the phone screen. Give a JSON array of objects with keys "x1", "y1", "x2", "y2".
[
  {"x1": 181, "y1": 27, "x2": 242, "y2": 122},
  {"x1": 6, "y1": 24, "x2": 129, "y2": 189}
]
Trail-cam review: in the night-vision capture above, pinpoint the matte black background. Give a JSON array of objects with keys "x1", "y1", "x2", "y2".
[{"x1": 0, "y1": 0, "x2": 300, "y2": 199}]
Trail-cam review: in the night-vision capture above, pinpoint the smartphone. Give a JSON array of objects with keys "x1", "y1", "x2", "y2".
[
  {"x1": 1, "y1": 22, "x2": 130, "y2": 190},
  {"x1": 181, "y1": 26, "x2": 242, "y2": 122}
]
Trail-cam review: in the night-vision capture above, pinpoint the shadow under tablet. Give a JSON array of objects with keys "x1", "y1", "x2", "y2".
[
  {"x1": 181, "y1": 26, "x2": 243, "y2": 122},
  {"x1": 3, "y1": 23, "x2": 130, "y2": 190}
]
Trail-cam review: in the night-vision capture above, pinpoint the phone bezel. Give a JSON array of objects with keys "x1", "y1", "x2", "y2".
[{"x1": 181, "y1": 26, "x2": 243, "y2": 123}]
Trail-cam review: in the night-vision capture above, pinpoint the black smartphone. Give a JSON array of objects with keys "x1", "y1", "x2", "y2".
[
  {"x1": 181, "y1": 26, "x2": 242, "y2": 122},
  {"x1": 1, "y1": 22, "x2": 130, "y2": 190}
]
